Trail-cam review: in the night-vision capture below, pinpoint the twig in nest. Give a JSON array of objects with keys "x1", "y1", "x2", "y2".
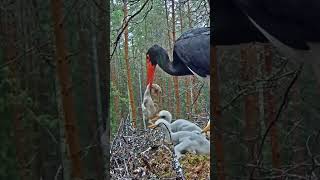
[
  {"x1": 141, "y1": 154, "x2": 153, "y2": 173},
  {"x1": 159, "y1": 144, "x2": 185, "y2": 180}
]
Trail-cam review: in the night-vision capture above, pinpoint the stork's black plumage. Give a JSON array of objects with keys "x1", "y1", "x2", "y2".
[
  {"x1": 146, "y1": 27, "x2": 209, "y2": 85},
  {"x1": 213, "y1": 0, "x2": 320, "y2": 84},
  {"x1": 214, "y1": 0, "x2": 320, "y2": 48}
]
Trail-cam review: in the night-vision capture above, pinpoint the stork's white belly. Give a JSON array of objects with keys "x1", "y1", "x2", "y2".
[{"x1": 186, "y1": 66, "x2": 210, "y2": 81}]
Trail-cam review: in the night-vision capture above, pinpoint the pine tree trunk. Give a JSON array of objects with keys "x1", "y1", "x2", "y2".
[
  {"x1": 185, "y1": 77, "x2": 191, "y2": 114},
  {"x1": 55, "y1": 71, "x2": 71, "y2": 180},
  {"x1": 193, "y1": 77, "x2": 199, "y2": 114},
  {"x1": 3, "y1": 2, "x2": 29, "y2": 179},
  {"x1": 97, "y1": 0, "x2": 109, "y2": 138},
  {"x1": 167, "y1": 78, "x2": 173, "y2": 113},
  {"x1": 164, "y1": 0, "x2": 172, "y2": 114},
  {"x1": 164, "y1": 0, "x2": 172, "y2": 51},
  {"x1": 123, "y1": 0, "x2": 137, "y2": 127},
  {"x1": 50, "y1": 0, "x2": 84, "y2": 178},
  {"x1": 171, "y1": 0, "x2": 181, "y2": 117},
  {"x1": 240, "y1": 45, "x2": 259, "y2": 177},
  {"x1": 179, "y1": 1, "x2": 191, "y2": 115},
  {"x1": 211, "y1": 47, "x2": 226, "y2": 180},
  {"x1": 263, "y1": 44, "x2": 281, "y2": 175},
  {"x1": 112, "y1": 63, "x2": 120, "y2": 124},
  {"x1": 186, "y1": 0, "x2": 197, "y2": 114},
  {"x1": 77, "y1": 9, "x2": 105, "y2": 179},
  {"x1": 27, "y1": 1, "x2": 44, "y2": 178}
]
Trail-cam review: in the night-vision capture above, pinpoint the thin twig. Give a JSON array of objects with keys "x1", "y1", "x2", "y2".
[
  {"x1": 190, "y1": 82, "x2": 205, "y2": 112},
  {"x1": 250, "y1": 63, "x2": 303, "y2": 178},
  {"x1": 111, "y1": 0, "x2": 152, "y2": 59}
]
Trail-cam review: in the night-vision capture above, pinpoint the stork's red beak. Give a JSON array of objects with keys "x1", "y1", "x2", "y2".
[{"x1": 146, "y1": 54, "x2": 156, "y2": 86}]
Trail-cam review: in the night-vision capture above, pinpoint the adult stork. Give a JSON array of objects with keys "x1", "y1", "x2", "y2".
[
  {"x1": 214, "y1": 0, "x2": 320, "y2": 83},
  {"x1": 146, "y1": 27, "x2": 210, "y2": 86}
]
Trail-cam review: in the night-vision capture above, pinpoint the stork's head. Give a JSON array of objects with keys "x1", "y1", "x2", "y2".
[{"x1": 146, "y1": 45, "x2": 161, "y2": 86}]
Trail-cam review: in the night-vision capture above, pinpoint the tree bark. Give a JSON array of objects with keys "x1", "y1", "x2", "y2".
[
  {"x1": 167, "y1": 78, "x2": 173, "y2": 113},
  {"x1": 55, "y1": 69, "x2": 71, "y2": 180},
  {"x1": 263, "y1": 44, "x2": 281, "y2": 175},
  {"x1": 50, "y1": 0, "x2": 84, "y2": 178},
  {"x1": 240, "y1": 44, "x2": 259, "y2": 177},
  {"x1": 211, "y1": 47, "x2": 226, "y2": 180},
  {"x1": 96, "y1": 0, "x2": 110, "y2": 177},
  {"x1": 179, "y1": 1, "x2": 191, "y2": 116},
  {"x1": 187, "y1": 0, "x2": 197, "y2": 114},
  {"x1": 3, "y1": 1, "x2": 29, "y2": 179},
  {"x1": 171, "y1": 0, "x2": 181, "y2": 117},
  {"x1": 123, "y1": 0, "x2": 137, "y2": 127},
  {"x1": 164, "y1": 0, "x2": 172, "y2": 51}
]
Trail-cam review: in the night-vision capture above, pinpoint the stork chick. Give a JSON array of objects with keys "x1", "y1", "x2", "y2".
[
  {"x1": 150, "y1": 110, "x2": 202, "y2": 133},
  {"x1": 148, "y1": 119, "x2": 210, "y2": 159},
  {"x1": 142, "y1": 83, "x2": 161, "y2": 121},
  {"x1": 150, "y1": 83, "x2": 162, "y2": 96}
]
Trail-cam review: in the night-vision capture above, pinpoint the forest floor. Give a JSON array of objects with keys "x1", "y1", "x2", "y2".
[{"x1": 110, "y1": 113, "x2": 210, "y2": 180}]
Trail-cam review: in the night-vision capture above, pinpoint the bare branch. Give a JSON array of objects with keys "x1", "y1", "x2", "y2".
[
  {"x1": 110, "y1": 0, "x2": 152, "y2": 59},
  {"x1": 250, "y1": 63, "x2": 303, "y2": 178}
]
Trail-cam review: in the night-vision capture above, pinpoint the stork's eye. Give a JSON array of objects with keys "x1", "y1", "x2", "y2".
[{"x1": 160, "y1": 116, "x2": 165, "y2": 118}]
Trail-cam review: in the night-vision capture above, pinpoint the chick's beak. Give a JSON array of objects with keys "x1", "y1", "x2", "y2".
[
  {"x1": 148, "y1": 124, "x2": 157, "y2": 129},
  {"x1": 149, "y1": 114, "x2": 160, "y2": 123},
  {"x1": 202, "y1": 122, "x2": 210, "y2": 133}
]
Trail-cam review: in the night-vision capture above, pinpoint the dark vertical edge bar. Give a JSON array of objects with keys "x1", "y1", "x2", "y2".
[
  {"x1": 210, "y1": 0, "x2": 214, "y2": 179},
  {"x1": 106, "y1": 0, "x2": 111, "y2": 179}
]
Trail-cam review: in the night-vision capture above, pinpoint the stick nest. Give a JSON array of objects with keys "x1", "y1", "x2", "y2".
[{"x1": 110, "y1": 115, "x2": 210, "y2": 180}]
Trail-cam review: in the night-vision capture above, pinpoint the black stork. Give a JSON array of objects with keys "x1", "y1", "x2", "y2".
[
  {"x1": 146, "y1": 27, "x2": 210, "y2": 86},
  {"x1": 214, "y1": 0, "x2": 320, "y2": 83}
]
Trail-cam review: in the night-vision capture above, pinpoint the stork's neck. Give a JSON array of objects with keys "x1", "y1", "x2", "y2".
[
  {"x1": 159, "y1": 120, "x2": 171, "y2": 132},
  {"x1": 156, "y1": 119, "x2": 171, "y2": 141},
  {"x1": 156, "y1": 49, "x2": 183, "y2": 76}
]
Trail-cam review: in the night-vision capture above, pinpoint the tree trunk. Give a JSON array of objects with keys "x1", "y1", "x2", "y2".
[
  {"x1": 263, "y1": 44, "x2": 281, "y2": 175},
  {"x1": 240, "y1": 44, "x2": 259, "y2": 177},
  {"x1": 50, "y1": 0, "x2": 84, "y2": 178},
  {"x1": 167, "y1": 78, "x2": 173, "y2": 113},
  {"x1": 185, "y1": 77, "x2": 191, "y2": 115},
  {"x1": 55, "y1": 70, "x2": 71, "y2": 180},
  {"x1": 96, "y1": 0, "x2": 110, "y2": 177},
  {"x1": 77, "y1": 8, "x2": 105, "y2": 179},
  {"x1": 123, "y1": 0, "x2": 137, "y2": 127},
  {"x1": 179, "y1": 1, "x2": 184, "y2": 34},
  {"x1": 211, "y1": 47, "x2": 226, "y2": 180},
  {"x1": 179, "y1": 1, "x2": 191, "y2": 116},
  {"x1": 187, "y1": 0, "x2": 192, "y2": 28},
  {"x1": 171, "y1": 0, "x2": 181, "y2": 117},
  {"x1": 97, "y1": 0, "x2": 109, "y2": 137},
  {"x1": 192, "y1": 77, "x2": 199, "y2": 114},
  {"x1": 164, "y1": 0, "x2": 173, "y2": 115},
  {"x1": 3, "y1": 2, "x2": 29, "y2": 179},
  {"x1": 186, "y1": 0, "x2": 197, "y2": 115},
  {"x1": 164, "y1": 0, "x2": 172, "y2": 51},
  {"x1": 112, "y1": 63, "x2": 120, "y2": 125}
]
